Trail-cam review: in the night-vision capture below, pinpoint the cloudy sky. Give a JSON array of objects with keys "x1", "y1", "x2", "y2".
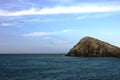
[{"x1": 0, "y1": 0, "x2": 120, "y2": 53}]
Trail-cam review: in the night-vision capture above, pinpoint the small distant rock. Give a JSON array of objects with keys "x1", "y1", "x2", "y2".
[{"x1": 66, "y1": 36, "x2": 120, "y2": 57}]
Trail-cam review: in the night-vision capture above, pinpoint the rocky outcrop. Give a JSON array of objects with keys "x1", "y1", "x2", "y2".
[{"x1": 66, "y1": 36, "x2": 120, "y2": 57}]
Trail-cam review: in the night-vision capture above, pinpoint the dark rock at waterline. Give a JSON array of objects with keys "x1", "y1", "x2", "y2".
[{"x1": 66, "y1": 36, "x2": 120, "y2": 57}]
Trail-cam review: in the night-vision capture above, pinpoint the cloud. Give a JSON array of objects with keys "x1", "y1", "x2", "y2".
[
  {"x1": 0, "y1": 3, "x2": 120, "y2": 16},
  {"x1": 0, "y1": 23, "x2": 14, "y2": 27},
  {"x1": 77, "y1": 16, "x2": 88, "y2": 19},
  {"x1": 20, "y1": 18, "x2": 56, "y2": 22},
  {"x1": 77, "y1": 12, "x2": 120, "y2": 20},
  {"x1": 49, "y1": 0, "x2": 75, "y2": 4},
  {"x1": 22, "y1": 32, "x2": 56, "y2": 37},
  {"x1": 62, "y1": 29, "x2": 71, "y2": 32},
  {"x1": 20, "y1": 18, "x2": 42, "y2": 22},
  {"x1": 50, "y1": 0, "x2": 73, "y2": 2},
  {"x1": 22, "y1": 29, "x2": 72, "y2": 38}
]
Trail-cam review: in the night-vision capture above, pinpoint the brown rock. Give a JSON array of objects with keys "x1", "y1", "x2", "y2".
[{"x1": 66, "y1": 36, "x2": 120, "y2": 57}]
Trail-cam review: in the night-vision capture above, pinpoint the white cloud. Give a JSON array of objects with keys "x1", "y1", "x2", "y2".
[
  {"x1": 62, "y1": 29, "x2": 71, "y2": 32},
  {"x1": 49, "y1": 0, "x2": 74, "y2": 3},
  {"x1": 77, "y1": 12, "x2": 119, "y2": 20},
  {"x1": 22, "y1": 32, "x2": 56, "y2": 37},
  {"x1": 50, "y1": 0, "x2": 73, "y2": 2},
  {"x1": 22, "y1": 29, "x2": 72, "y2": 38},
  {"x1": 77, "y1": 16, "x2": 88, "y2": 19},
  {"x1": 20, "y1": 18, "x2": 56, "y2": 22},
  {"x1": 0, "y1": 23, "x2": 14, "y2": 27},
  {"x1": 22, "y1": 18, "x2": 40, "y2": 22},
  {"x1": 0, "y1": 8, "x2": 37, "y2": 16},
  {"x1": 0, "y1": 3, "x2": 120, "y2": 16}
]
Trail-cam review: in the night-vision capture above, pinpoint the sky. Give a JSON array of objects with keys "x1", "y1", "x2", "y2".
[{"x1": 0, "y1": 0, "x2": 120, "y2": 53}]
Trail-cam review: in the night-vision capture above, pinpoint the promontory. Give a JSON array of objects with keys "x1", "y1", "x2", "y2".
[{"x1": 66, "y1": 36, "x2": 120, "y2": 57}]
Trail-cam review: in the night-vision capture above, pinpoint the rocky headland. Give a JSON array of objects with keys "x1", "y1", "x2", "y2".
[{"x1": 66, "y1": 36, "x2": 120, "y2": 57}]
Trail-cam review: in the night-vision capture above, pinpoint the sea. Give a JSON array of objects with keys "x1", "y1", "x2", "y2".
[{"x1": 0, "y1": 54, "x2": 120, "y2": 80}]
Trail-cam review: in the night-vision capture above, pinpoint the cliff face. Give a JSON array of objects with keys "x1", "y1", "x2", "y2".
[{"x1": 66, "y1": 36, "x2": 120, "y2": 57}]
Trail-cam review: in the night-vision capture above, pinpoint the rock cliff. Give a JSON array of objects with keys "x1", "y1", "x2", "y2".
[{"x1": 66, "y1": 36, "x2": 120, "y2": 57}]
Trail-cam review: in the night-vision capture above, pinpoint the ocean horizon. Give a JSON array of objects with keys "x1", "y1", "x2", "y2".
[{"x1": 0, "y1": 54, "x2": 120, "y2": 80}]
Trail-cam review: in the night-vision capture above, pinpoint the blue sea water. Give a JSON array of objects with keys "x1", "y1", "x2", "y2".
[{"x1": 0, "y1": 54, "x2": 120, "y2": 80}]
